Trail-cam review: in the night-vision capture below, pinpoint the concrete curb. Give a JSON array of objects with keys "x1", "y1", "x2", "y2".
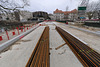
[
  {"x1": 70, "y1": 26, "x2": 100, "y2": 36},
  {"x1": 62, "y1": 28, "x2": 88, "y2": 45},
  {"x1": 0, "y1": 25, "x2": 39, "y2": 52},
  {"x1": 53, "y1": 22, "x2": 88, "y2": 45}
]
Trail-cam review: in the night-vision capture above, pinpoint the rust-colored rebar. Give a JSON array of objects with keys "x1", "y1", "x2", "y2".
[
  {"x1": 26, "y1": 26, "x2": 50, "y2": 67},
  {"x1": 56, "y1": 26, "x2": 100, "y2": 67}
]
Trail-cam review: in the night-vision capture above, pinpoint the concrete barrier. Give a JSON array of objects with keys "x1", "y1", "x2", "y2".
[{"x1": 0, "y1": 25, "x2": 39, "y2": 52}]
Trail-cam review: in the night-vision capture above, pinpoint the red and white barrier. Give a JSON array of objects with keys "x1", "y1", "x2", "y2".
[
  {"x1": 27, "y1": 27, "x2": 28, "y2": 30},
  {"x1": 24, "y1": 26, "x2": 26, "y2": 32},
  {"x1": 12, "y1": 32, "x2": 15, "y2": 36},
  {"x1": 0, "y1": 25, "x2": 39, "y2": 52},
  {"x1": 16, "y1": 27, "x2": 20, "y2": 35},
  {"x1": 21, "y1": 29, "x2": 23, "y2": 32},
  {"x1": 5, "y1": 30, "x2": 9, "y2": 40},
  {"x1": 0, "y1": 36, "x2": 3, "y2": 41},
  {"x1": 0, "y1": 25, "x2": 37, "y2": 42}
]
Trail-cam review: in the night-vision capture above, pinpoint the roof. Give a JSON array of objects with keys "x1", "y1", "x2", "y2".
[
  {"x1": 48, "y1": 14, "x2": 54, "y2": 16},
  {"x1": 54, "y1": 9, "x2": 78, "y2": 15},
  {"x1": 54, "y1": 9, "x2": 64, "y2": 14}
]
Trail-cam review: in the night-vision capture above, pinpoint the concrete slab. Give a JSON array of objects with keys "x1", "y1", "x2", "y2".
[
  {"x1": 53, "y1": 22, "x2": 100, "y2": 53},
  {"x1": 0, "y1": 26, "x2": 45, "y2": 67},
  {"x1": 48, "y1": 24, "x2": 83, "y2": 67}
]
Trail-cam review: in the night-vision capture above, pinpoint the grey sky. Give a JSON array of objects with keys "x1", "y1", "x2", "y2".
[{"x1": 24, "y1": 0, "x2": 98, "y2": 13}]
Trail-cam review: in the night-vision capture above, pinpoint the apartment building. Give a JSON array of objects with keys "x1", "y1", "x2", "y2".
[{"x1": 53, "y1": 9, "x2": 78, "y2": 21}]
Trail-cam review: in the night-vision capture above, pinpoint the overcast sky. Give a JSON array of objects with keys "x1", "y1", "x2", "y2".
[{"x1": 24, "y1": 0, "x2": 98, "y2": 14}]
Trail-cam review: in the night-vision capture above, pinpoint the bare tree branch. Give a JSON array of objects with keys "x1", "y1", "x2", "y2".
[
  {"x1": 0, "y1": 5, "x2": 13, "y2": 10},
  {"x1": 0, "y1": 0, "x2": 29, "y2": 11}
]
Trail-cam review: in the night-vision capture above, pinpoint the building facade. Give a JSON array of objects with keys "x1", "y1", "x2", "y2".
[
  {"x1": 53, "y1": 9, "x2": 78, "y2": 21},
  {"x1": 68, "y1": 9, "x2": 78, "y2": 21},
  {"x1": 0, "y1": 10, "x2": 33, "y2": 22},
  {"x1": 0, "y1": 12, "x2": 16, "y2": 21},
  {"x1": 48, "y1": 14, "x2": 55, "y2": 20},
  {"x1": 14, "y1": 10, "x2": 33, "y2": 21},
  {"x1": 53, "y1": 9, "x2": 65, "y2": 21},
  {"x1": 19, "y1": 11, "x2": 33, "y2": 21},
  {"x1": 32, "y1": 11, "x2": 50, "y2": 20}
]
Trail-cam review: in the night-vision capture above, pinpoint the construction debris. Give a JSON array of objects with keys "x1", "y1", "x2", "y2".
[{"x1": 55, "y1": 43, "x2": 66, "y2": 50}]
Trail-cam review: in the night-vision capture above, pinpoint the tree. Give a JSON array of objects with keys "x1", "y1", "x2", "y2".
[
  {"x1": 87, "y1": 12, "x2": 93, "y2": 19},
  {"x1": 0, "y1": 0, "x2": 29, "y2": 15},
  {"x1": 0, "y1": 0, "x2": 29, "y2": 21},
  {"x1": 0, "y1": 0, "x2": 29, "y2": 11},
  {"x1": 86, "y1": 1, "x2": 100, "y2": 19}
]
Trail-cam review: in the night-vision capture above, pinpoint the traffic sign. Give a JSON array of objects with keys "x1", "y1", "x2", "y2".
[
  {"x1": 78, "y1": 7, "x2": 86, "y2": 10},
  {"x1": 80, "y1": 17, "x2": 85, "y2": 19},
  {"x1": 78, "y1": 10, "x2": 85, "y2": 15}
]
